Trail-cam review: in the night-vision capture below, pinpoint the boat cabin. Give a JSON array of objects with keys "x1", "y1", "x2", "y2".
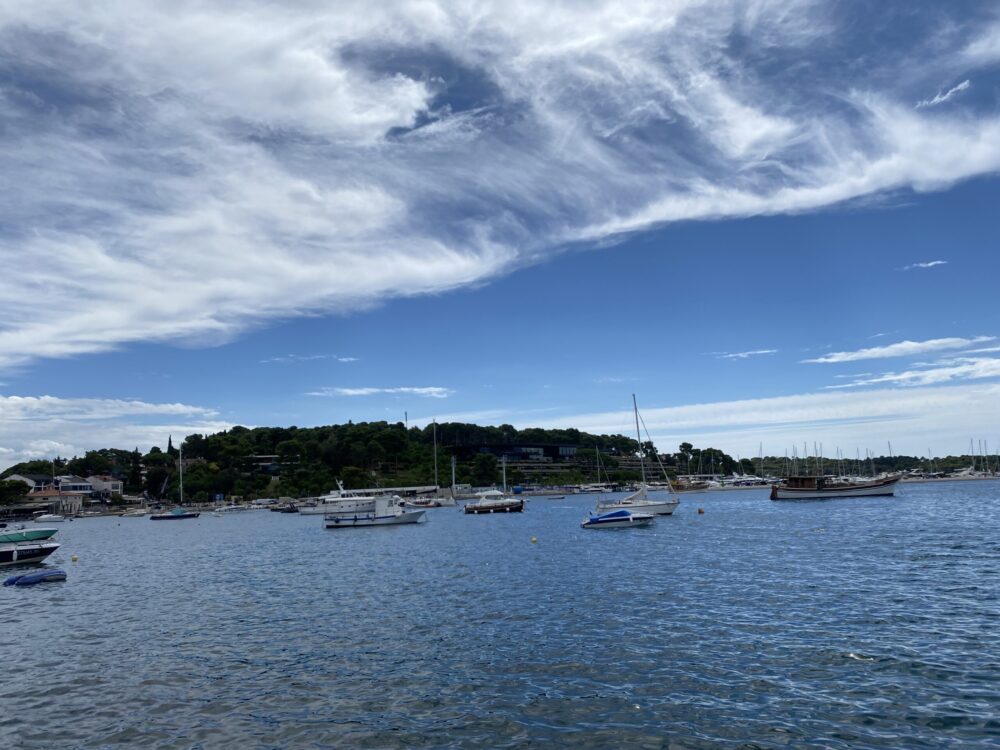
[{"x1": 783, "y1": 476, "x2": 827, "y2": 490}]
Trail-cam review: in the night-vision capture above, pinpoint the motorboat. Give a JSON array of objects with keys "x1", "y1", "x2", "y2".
[
  {"x1": 120, "y1": 508, "x2": 148, "y2": 517},
  {"x1": 0, "y1": 524, "x2": 59, "y2": 544},
  {"x1": 150, "y1": 507, "x2": 200, "y2": 520},
  {"x1": 302, "y1": 483, "x2": 387, "y2": 517},
  {"x1": 770, "y1": 474, "x2": 902, "y2": 500},
  {"x1": 463, "y1": 489, "x2": 524, "y2": 514},
  {"x1": 581, "y1": 508, "x2": 655, "y2": 529},
  {"x1": 324, "y1": 495, "x2": 425, "y2": 528},
  {"x1": 32, "y1": 512, "x2": 65, "y2": 523},
  {"x1": 0, "y1": 541, "x2": 61, "y2": 566}
]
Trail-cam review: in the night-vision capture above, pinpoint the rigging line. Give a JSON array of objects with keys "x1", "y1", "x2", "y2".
[{"x1": 636, "y1": 408, "x2": 676, "y2": 493}]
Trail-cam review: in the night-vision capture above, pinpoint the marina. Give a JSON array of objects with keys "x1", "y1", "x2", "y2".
[{"x1": 2, "y1": 481, "x2": 998, "y2": 748}]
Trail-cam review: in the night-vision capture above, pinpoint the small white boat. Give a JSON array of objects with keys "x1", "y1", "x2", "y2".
[
  {"x1": 32, "y1": 513, "x2": 65, "y2": 523},
  {"x1": 324, "y1": 495, "x2": 425, "y2": 528},
  {"x1": 120, "y1": 508, "x2": 148, "y2": 517},
  {"x1": 581, "y1": 508, "x2": 655, "y2": 529},
  {"x1": 463, "y1": 489, "x2": 524, "y2": 514}
]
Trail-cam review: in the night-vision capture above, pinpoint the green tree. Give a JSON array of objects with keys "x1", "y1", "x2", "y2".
[
  {"x1": 0, "y1": 479, "x2": 27, "y2": 506},
  {"x1": 471, "y1": 453, "x2": 498, "y2": 486}
]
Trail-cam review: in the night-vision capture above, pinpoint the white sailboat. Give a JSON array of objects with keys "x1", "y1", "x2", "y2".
[
  {"x1": 405, "y1": 422, "x2": 457, "y2": 508},
  {"x1": 596, "y1": 395, "x2": 680, "y2": 516}
]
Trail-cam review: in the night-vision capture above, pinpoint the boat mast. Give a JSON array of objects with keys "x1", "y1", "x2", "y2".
[
  {"x1": 502, "y1": 455, "x2": 507, "y2": 493},
  {"x1": 451, "y1": 455, "x2": 456, "y2": 496},
  {"x1": 633, "y1": 394, "x2": 647, "y2": 486},
  {"x1": 179, "y1": 444, "x2": 184, "y2": 505},
  {"x1": 433, "y1": 421, "x2": 439, "y2": 490}
]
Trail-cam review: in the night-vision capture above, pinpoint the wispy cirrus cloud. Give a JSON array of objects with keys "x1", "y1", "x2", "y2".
[
  {"x1": 307, "y1": 386, "x2": 452, "y2": 398},
  {"x1": 803, "y1": 336, "x2": 993, "y2": 364},
  {"x1": 3, "y1": 2, "x2": 1000, "y2": 370},
  {"x1": 260, "y1": 354, "x2": 359, "y2": 364},
  {"x1": 715, "y1": 349, "x2": 778, "y2": 360},
  {"x1": 916, "y1": 80, "x2": 971, "y2": 109},
  {"x1": 827, "y1": 356, "x2": 1000, "y2": 389},
  {"x1": 901, "y1": 260, "x2": 947, "y2": 271}
]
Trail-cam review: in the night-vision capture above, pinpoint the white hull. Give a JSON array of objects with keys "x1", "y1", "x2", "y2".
[
  {"x1": 324, "y1": 510, "x2": 425, "y2": 528},
  {"x1": 33, "y1": 515, "x2": 65, "y2": 523},
  {"x1": 596, "y1": 498, "x2": 679, "y2": 516}
]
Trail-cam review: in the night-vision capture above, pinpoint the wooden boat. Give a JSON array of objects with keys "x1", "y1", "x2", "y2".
[{"x1": 770, "y1": 474, "x2": 901, "y2": 500}]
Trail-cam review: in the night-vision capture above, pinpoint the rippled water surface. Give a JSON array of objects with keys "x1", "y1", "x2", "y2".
[{"x1": 3, "y1": 482, "x2": 999, "y2": 748}]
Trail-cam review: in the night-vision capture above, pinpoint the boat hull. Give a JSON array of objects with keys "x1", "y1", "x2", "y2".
[
  {"x1": 0, "y1": 542, "x2": 60, "y2": 566},
  {"x1": 464, "y1": 499, "x2": 524, "y2": 514},
  {"x1": 596, "y1": 499, "x2": 679, "y2": 516},
  {"x1": 770, "y1": 476, "x2": 901, "y2": 500},
  {"x1": 581, "y1": 510, "x2": 655, "y2": 529},
  {"x1": 150, "y1": 511, "x2": 201, "y2": 520},
  {"x1": 324, "y1": 510, "x2": 425, "y2": 528}
]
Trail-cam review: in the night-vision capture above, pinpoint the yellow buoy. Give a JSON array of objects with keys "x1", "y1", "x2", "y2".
[
  {"x1": 71, "y1": 554, "x2": 78, "y2": 562},
  {"x1": 530, "y1": 536, "x2": 538, "y2": 544}
]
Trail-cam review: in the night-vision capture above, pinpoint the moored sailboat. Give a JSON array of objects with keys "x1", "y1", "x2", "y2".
[{"x1": 596, "y1": 395, "x2": 680, "y2": 516}]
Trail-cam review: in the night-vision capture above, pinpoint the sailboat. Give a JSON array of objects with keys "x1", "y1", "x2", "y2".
[
  {"x1": 150, "y1": 445, "x2": 200, "y2": 520},
  {"x1": 405, "y1": 422, "x2": 457, "y2": 508},
  {"x1": 596, "y1": 395, "x2": 680, "y2": 516}
]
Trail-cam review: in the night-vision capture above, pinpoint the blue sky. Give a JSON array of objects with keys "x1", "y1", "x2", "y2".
[{"x1": 2, "y1": 1, "x2": 1000, "y2": 468}]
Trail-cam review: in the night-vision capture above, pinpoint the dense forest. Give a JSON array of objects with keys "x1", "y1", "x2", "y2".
[{"x1": 0, "y1": 420, "x2": 993, "y2": 503}]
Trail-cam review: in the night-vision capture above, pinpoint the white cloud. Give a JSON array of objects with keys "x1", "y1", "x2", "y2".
[
  {"x1": 716, "y1": 349, "x2": 778, "y2": 360},
  {"x1": 0, "y1": 394, "x2": 233, "y2": 471},
  {"x1": 827, "y1": 356, "x2": 1000, "y2": 388},
  {"x1": 307, "y1": 386, "x2": 452, "y2": 398},
  {"x1": 1, "y1": 2, "x2": 999, "y2": 368},
  {"x1": 528, "y1": 383, "x2": 1000, "y2": 458},
  {"x1": 337, "y1": 357, "x2": 359, "y2": 363},
  {"x1": 803, "y1": 336, "x2": 993, "y2": 364},
  {"x1": 916, "y1": 80, "x2": 970, "y2": 109},
  {"x1": 901, "y1": 260, "x2": 947, "y2": 270}
]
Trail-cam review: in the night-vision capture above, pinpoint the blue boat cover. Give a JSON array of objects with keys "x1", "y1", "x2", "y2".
[{"x1": 4, "y1": 569, "x2": 68, "y2": 586}]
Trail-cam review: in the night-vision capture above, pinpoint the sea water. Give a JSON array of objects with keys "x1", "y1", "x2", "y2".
[{"x1": 2, "y1": 482, "x2": 998, "y2": 748}]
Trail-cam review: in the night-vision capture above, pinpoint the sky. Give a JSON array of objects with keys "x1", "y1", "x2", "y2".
[{"x1": 2, "y1": 0, "x2": 1000, "y2": 469}]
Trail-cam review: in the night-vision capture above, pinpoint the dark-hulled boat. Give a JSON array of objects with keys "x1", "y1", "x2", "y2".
[{"x1": 0, "y1": 541, "x2": 61, "y2": 566}]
